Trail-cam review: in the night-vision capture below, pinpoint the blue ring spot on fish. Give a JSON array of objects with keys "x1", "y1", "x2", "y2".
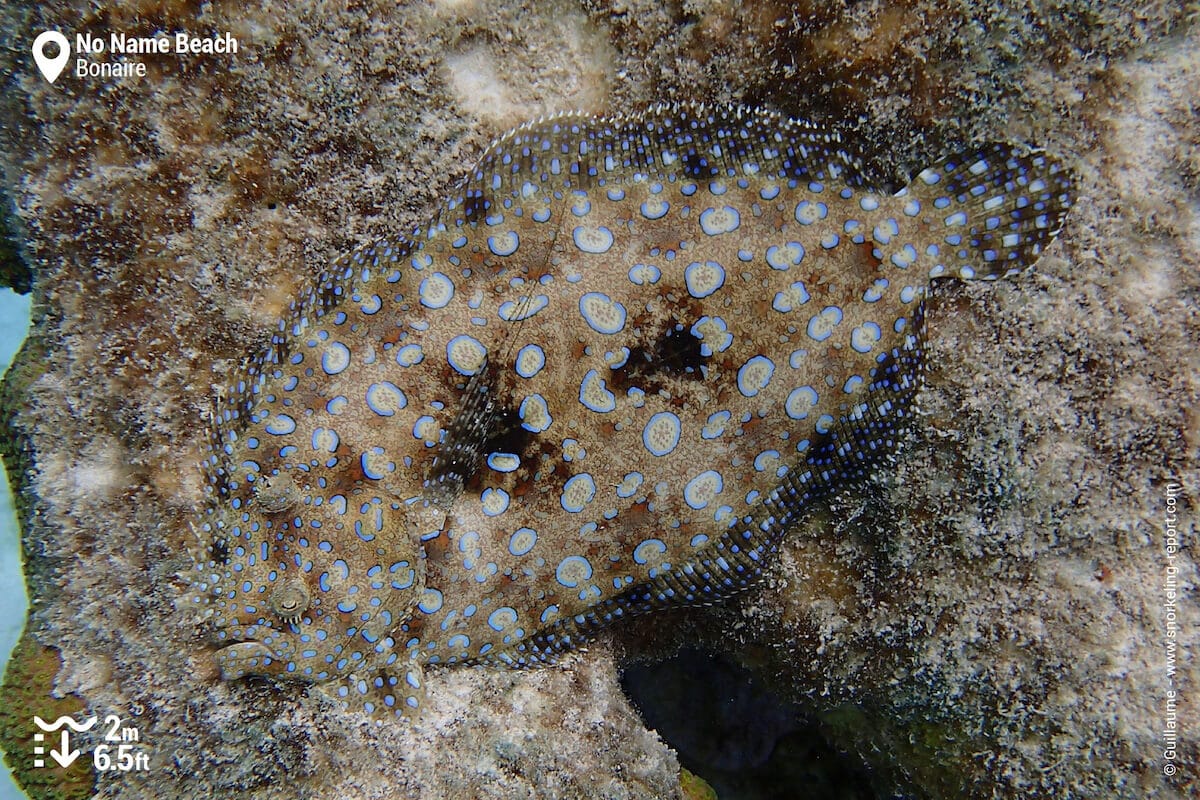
[
  {"x1": 642, "y1": 412, "x2": 682, "y2": 457},
  {"x1": 500, "y1": 294, "x2": 549, "y2": 322},
  {"x1": 365, "y1": 382, "x2": 407, "y2": 416},
  {"x1": 519, "y1": 393, "x2": 553, "y2": 433},
  {"x1": 684, "y1": 260, "x2": 726, "y2": 298},
  {"x1": 699, "y1": 205, "x2": 740, "y2": 235},
  {"x1": 515, "y1": 344, "x2": 546, "y2": 378},
  {"x1": 579, "y1": 292, "x2": 627, "y2": 334},
  {"x1": 555, "y1": 555, "x2": 593, "y2": 588},
  {"x1": 772, "y1": 281, "x2": 811, "y2": 313},
  {"x1": 578, "y1": 369, "x2": 616, "y2": 413},
  {"x1": 389, "y1": 561, "x2": 416, "y2": 590},
  {"x1": 508, "y1": 528, "x2": 537, "y2": 557},
  {"x1": 560, "y1": 473, "x2": 596, "y2": 513},
  {"x1": 312, "y1": 427, "x2": 339, "y2": 453},
  {"x1": 785, "y1": 386, "x2": 819, "y2": 420},
  {"x1": 628, "y1": 263, "x2": 661, "y2": 285},
  {"x1": 488, "y1": 607, "x2": 518, "y2": 632},
  {"x1": 570, "y1": 192, "x2": 591, "y2": 217},
  {"x1": 412, "y1": 415, "x2": 437, "y2": 445},
  {"x1": 487, "y1": 231, "x2": 519, "y2": 257},
  {"x1": 633, "y1": 538, "x2": 667, "y2": 566},
  {"x1": 753, "y1": 450, "x2": 780, "y2": 473},
  {"x1": 486, "y1": 453, "x2": 520, "y2": 473},
  {"x1": 359, "y1": 294, "x2": 381, "y2": 314},
  {"x1": 395, "y1": 344, "x2": 424, "y2": 366},
  {"x1": 640, "y1": 198, "x2": 669, "y2": 220},
  {"x1": 806, "y1": 306, "x2": 844, "y2": 342},
  {"x1": 417, "y1": 588, "x2": 443, "y2": 615},
  {"x1": 794, "y1": 200, "x2": 828, "y2": 225},
  {"x1": 702, "y1": 410, "x2": 730, "y2": 439},
  {"x1": 321, "y1": 343, "x2": 351, "y2": 375},
  {"x1": 690, "y1": 315, "x2": 732, "y2": 355},
  {"x1": 481, "y1": 488, "x2": 510, "y2": 517},
  {"x1": 616, "y1": 471, "x2": 643, "y2": 498},
  {"x1": 418, "y1": 273, "x2": 455, "y2": 309},
  {"x1": 264, "y1": 414, "x2": 296, "y2": 435},
  {"x1": 765, "y1": 243, "x2": 805, "y2": 270},
  {"x1": 573, "y1": 225, "x2": 614, "y2": 254},
  {"x1": 684, "y1": 470, "x2": 723, "y2": 510},
  {"x1": 446, "y1": 334, "x2": 486, "y2": 375},
  {"x1": 736, "y1": 355, "x2": 776, "y2": 398},
  {"x1": 360, "y1": 447, "x2": 394, "y2": 479},
  {"x1": 851, "y1": 322, "x2": 882, "y2": 353},
  {"x1": 863, "y1": 278, "x2": 888, "y2": 303}
]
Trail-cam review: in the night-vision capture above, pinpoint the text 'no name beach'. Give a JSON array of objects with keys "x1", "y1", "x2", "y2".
[{"x1": 32, "y1": 29, "x2": 240, "y2": 83}]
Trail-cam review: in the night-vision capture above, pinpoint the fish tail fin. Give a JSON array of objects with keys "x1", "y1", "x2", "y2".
[{"x1": 904, "y1": 143, "x2": 1073, "y2": 281}]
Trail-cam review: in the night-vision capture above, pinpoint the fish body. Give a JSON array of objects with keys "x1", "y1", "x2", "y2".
[{"x1": 188, "y1": 105, "x2": 1072, "y2": 717}]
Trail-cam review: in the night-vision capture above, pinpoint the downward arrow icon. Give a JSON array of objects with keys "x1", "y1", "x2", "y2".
[{"x1": 49, "y1": 730, "x2": 78, "y2": 768}]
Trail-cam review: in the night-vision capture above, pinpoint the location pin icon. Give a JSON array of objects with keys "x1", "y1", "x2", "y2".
[{"x1": 33, "y1": 31, "x2": 70, "y2": 84}]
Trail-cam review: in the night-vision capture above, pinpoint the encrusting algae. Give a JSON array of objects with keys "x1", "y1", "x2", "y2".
[{"x1": 186, "y1": 104, "x2": 1072, "y2": 718}]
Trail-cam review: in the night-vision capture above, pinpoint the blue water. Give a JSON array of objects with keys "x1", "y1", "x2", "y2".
[{"x1": 0, "y1": 287, "x2": 33, "y2": 800}]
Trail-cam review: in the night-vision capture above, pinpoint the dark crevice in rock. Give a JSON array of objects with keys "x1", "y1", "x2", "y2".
[{"x1": 622, "y1": 649, "x2": 901, "y2": 800}]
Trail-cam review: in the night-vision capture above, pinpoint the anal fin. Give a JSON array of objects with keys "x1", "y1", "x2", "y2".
[{"x1": 316, "y1": 655, "x2": 427, "y2": 723}]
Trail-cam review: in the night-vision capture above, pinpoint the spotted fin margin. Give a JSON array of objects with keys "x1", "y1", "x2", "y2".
[{"x1": 475, "y1": 135, "x2": 1073, "y2": 669}]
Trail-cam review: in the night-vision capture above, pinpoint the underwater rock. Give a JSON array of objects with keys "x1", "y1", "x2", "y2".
[
  {"x1": 0, "y1": 199, "x2": 31, "y2": 294},
  {"x1": 0, "y1": 0, "x2": 1195, "y2": 798}
]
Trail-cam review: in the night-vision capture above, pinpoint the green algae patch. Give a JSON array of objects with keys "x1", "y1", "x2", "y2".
[
  {"x1": 0, "y1": 631, "x2": 95, "y2": 800},
  {"x1": 1, "y1": 334, "x2": 46, "y2": 529},
  {"x1": 679, "y1": 767, "x2": 718, "y2": 800}
]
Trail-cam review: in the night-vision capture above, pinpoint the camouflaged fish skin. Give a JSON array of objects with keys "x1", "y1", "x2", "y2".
[{"x1": 187, "y1": 105, "x2": 1073, "y2": 718}]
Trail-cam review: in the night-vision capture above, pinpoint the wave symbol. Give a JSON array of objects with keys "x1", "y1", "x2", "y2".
[{"x1": 32, "y1": 715, "x2": 98, "y2": 733}]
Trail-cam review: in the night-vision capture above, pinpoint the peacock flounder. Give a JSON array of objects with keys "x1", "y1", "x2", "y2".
[{"x1": 187, "y1": 105, "x2": 1072, "y2": 718}]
